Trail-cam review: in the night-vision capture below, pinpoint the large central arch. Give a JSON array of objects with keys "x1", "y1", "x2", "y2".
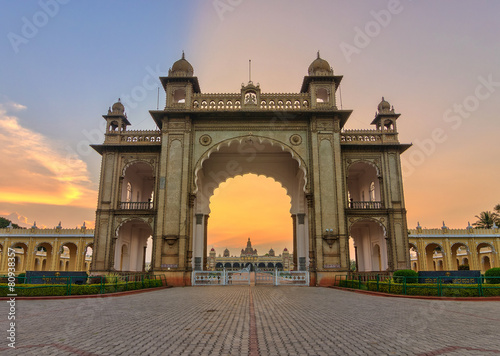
[{"x1": 191, "y1": 136, "x2": 309, "y2": 272}]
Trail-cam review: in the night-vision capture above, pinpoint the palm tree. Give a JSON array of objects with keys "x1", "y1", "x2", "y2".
[{"x1": 473, "y1": 211, "x2": 499, "y2": 229}]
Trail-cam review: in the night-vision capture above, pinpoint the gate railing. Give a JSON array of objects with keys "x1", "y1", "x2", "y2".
[
  {"x1": 255, "y1": 268, "x2": 275, "y2": 285},
  {"x1": 225, "y1": 266, "x2": 251, "y2": 285},
  {"x1": 192, "y1": 267, "x2": 251, "y2": 286},
  {"x1": 276, "y1": 270, "x2": 309, "y2": 286},
  {"x1": 192, "y1": 271, "x2": 224, "y2": 285},
  {"x1": 192, "y1": 268, "x2": 310, "y2": 286}
]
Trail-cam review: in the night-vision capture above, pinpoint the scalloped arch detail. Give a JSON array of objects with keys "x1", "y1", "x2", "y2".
[
  {"x1": 193, "y1": 135, "x2": 308, "y2": 195},
  {"x1": 346, "y1": 159, "x2": 381, "y2": 177},
  {"x1": 121, "y1": 160, "x2": 156, "y2": 178},
  {"x1": 348, "y1": 218, "x2": 387, "y2": 236},
  {"x1": 114, "y1": 218, "x2": 153, "y2": 237}
]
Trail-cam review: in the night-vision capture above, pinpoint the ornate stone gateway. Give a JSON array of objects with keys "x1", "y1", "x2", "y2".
[{"x1": 90, "y1": 53, "x2": 411, "y2": 286}]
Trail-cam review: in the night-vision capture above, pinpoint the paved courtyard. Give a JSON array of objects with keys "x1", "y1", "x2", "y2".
[{"x1": 1, "y1": 286, "x2": 499, "y2": 356}]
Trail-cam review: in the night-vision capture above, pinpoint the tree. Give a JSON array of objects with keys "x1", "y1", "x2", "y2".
[
  {"x1": 495, "y1": 204, "x2": 500, "y2": 214},
  {"x1": 0, "y1": 217, "x2": 22, "y2": 229},
  {"x1": 472, "y1": 211, "x2": 499, "y2": 229}
]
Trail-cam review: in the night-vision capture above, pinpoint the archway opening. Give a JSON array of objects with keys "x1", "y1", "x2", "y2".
[
  {"x1": 12, "y1": 243, "x2": 27, "y2": 272},
  {"x1": 409, "y1": 243, "x2": 418, "y2": 271},
  {"x1": 451, "y1": 243, "x2": 469, "y2": 270},
  {"x1": 349, "y1": 220, "x2": 387, "y2": 272},
  {"x1": 36, "y1": 243, "x2": 52, "y2": 271},
  {"x1": 83, "y1": 244, "x2": 93, "y2": 271},
  {"x1": 425, "y1": 243, "x2": 443, "y2": 271},
  {"x1": 347, "y1": 162, "x2": 382, "y2": 209},
  {"x1": 114, "y1": 220, "x2": 153, "y2": 272},
  {"x1": 120, "y1": 162, "x2": 155, "y2": 210},
  {"x1": 60, "y1": 243, "x2": 78, "y2": 271},
  {"x1": 477, "y1": 243, "x2": 495, "y2": 272},
  {"x1": 206, "y1": 174, "x2": 293, "y2": 272}
]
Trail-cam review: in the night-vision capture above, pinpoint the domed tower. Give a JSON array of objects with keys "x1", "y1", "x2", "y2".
[
  {"x1": 103, "y1": 99, "x2": 131, "y2": 134},
  {"x1": 300, "y1": 52, "x2": 344, "y2": 110},
  {"x1": 154, "y1": 52, "x2": 201, "y2": 124},
  {"x1": 371, "y1": 97, "x2": 401, "y2": 132},
  {"x1": 282, "y1": 247, "x2": 291, "y2": 271},
  {"x1": 208, "y1": 247, "x2": 216, "y2": 270}
]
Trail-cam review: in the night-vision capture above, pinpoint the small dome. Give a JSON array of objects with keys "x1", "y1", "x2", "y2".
[
  {"x1": 170, "y1": 52, "x2": 194, "y2": 77},
  {"x1": 308, "y1": 51, "x2": 333, "y2": 76},
  {"x1": 378, "y1": 97, "x2": 391, "y2": 112},
  {"x1": 111, "y1": 99, "x2": 125, "y2": 115},
  {"x1": 283, "y1": 247, "x2": 288, "y2": 252},
  {"x1": 210, "y1": 247, "x2": 215, "y2": 251}
]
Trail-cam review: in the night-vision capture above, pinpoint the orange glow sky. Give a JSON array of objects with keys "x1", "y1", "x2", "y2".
[
  {"x1": 1, "y1": 2, "x2": 499, "y2": 256},
  {"x1": 208, "y1": 174, "x2": 293, "y2": 257}
]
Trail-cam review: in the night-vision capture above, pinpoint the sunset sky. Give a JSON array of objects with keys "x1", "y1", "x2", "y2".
[{"x1": 1, "y1": 1, "x2": 499, "y2": 255}]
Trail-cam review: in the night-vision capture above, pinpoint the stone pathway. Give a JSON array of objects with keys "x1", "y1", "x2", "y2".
[{"x1": 0, "y1": 286, "x2": 499, "y2": 355}]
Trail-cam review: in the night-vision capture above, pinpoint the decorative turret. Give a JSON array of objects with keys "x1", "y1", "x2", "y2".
[
  {"x1": 155, "y1": 52, "x2": 201, "y2": 117},
  {"x1": 223, "y1": 248, "x2": 230, "y2": 257},
  {"x1": 300, "y1": 52, "x2": 344, "y2": 112},
  {"x1": 308, "y1": 51, "x2": 333, "y2": 76},
  {"x1": 103, "y1": 99, "x2": 131, "y2": 134},
  {"x1": 371, "y1": 97, "x2": 401, "y2": 131},
  {"x1": 168, "y1": 51, "x2": 194, "y2": 77}
]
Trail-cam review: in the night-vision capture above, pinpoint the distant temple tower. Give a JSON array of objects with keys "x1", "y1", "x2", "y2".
[{"x1": 90, "y1": 53, "x2": 411, "y2": 286}]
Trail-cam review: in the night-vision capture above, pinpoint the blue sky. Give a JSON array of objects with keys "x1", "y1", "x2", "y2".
[{"x1": 0, "y1": 0, "x2": 499, "y2": 233}]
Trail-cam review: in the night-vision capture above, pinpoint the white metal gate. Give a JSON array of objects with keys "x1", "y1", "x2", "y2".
[
  {"x1": 192, "y1": 267, "x2": 251, "y2": 286},
  {"x1": 255, "y1": 268, "x2": 275, "y2": 285},
  {"x1": 193, "y1": 268, "x2": 309, "y2": 286},
  {"x1": 276, "y1": 270, "x2": 310, "y2": 286}
]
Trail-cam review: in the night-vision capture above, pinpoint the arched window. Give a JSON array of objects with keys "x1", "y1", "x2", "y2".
[
  {"x1": 173, "y1": 89, "x2": 186, "y2": 103},
  {"x1": 316, "y1": 88, "x2": 329, "y2": 103},
  {"x1": 126, "y1": 183, "x2": 132, "y2": 202}
]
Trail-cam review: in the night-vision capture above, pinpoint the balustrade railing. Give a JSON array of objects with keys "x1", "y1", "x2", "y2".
[
  {"x1": 348, "y1": 201, "x2": 383, "y2": 209},
  {"x1": 119, "y1": 201, "x2": 154, "y2": 210},
  {"x1": 191, "y1": 93, "x2": 312, "y2": 111}
]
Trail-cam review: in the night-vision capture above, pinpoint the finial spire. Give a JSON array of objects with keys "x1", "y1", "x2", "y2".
[
  {"x1": 249, "y1": 59, "x2": 252, "y2": 83},
  {"x1": 317, "y1": 50, "x2": 320, "y2": 59},
  {"x1": 182, "y1": 50, "x2": 185, "y2": 59}
]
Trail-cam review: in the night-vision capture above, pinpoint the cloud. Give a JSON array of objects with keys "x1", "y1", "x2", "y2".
[
  {"x1": 0, "y1": 211, "x2": 30, "y2": 228},
  {"x1": 0, "y1": 102, "x2": 97, "y2": 208}
]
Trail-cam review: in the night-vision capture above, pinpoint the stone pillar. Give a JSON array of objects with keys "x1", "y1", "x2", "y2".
[
  {"x1": 297, "y1": 213, "x2": 306, "y2": 271},
  {"x1": 292, "y1": 214, "x2": 297, "y2": 270},
  {"x1": 203, "y1": 215, "x2": 209, "y2": 271}
]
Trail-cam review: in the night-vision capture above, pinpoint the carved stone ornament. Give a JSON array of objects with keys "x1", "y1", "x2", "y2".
[
  {"x1": 289, "y1": 134, "x2": 302, "y2": 146},
  {"x1": 163, "y1": 235, "x2": 179, "y2": 246},
  {"x1": 199, "y1": 134, "x2": 212, "y2": 146},
  {"x1": 322, "y1": 231, "x2": 340, "y2": 247}
]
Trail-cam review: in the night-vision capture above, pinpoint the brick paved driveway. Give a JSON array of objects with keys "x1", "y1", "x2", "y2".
[{"x1": 1, "y1": 287, "x2": 499, "y2": 355}]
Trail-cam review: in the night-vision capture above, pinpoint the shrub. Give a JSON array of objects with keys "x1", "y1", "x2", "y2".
[
  {"x1": 393, "y1": 269, "x2": 418, "y2": 283},
  {"x1": 458, "y1": 265, "x2": 470, "y2": 270},
  {"x1": 485, "y1": 268, "x2": 500, "y2": 284},
  {"x1": 17, "y1": 273, "x2": 26, "y2": 284},
  {"x1": 338, "y1": 279, "x2": 367, "y2": 290},
  {"x1": 0, "y1": 278, "x2": 162, "y2": 297}
]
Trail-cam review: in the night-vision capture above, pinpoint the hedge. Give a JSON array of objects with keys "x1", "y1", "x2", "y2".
[
  {"x1": 365, "y1": 281, "x2": 500, "y2": 297},
  {"x1": 338, "y1": 279, "x2": 368, "y2": 290},
  {"x1": 485, "y1": 268, "x2": 500, "y2": 284},
  {"x1": 393, "y1": 269, "x2": 418, "y2": 283},
  {"x1": 0, "y1": 279, "x2": 163, "y2": 297}
]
